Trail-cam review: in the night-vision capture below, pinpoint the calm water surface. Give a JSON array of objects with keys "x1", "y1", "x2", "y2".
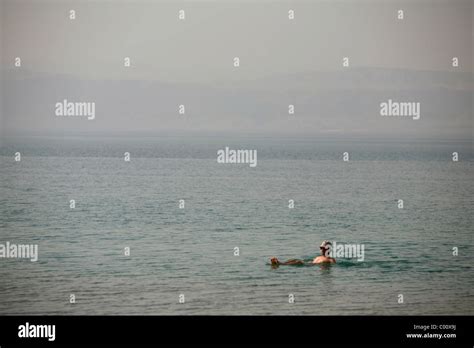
[{"x1": 0, "y1": 136, "x2": 472, "y2": 315}]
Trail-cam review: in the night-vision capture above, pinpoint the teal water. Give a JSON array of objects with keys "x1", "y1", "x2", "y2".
[{"x1": 0, "y1": 136, "x2": 472, "y2": 315}]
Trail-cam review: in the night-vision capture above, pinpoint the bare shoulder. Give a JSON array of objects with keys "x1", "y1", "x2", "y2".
[
  {"x1": 312, "y1": 256, "x2": 327, "y2": 264},
  {"x1": 313, "y1": 256, "x2": 336, "y2": 264}
]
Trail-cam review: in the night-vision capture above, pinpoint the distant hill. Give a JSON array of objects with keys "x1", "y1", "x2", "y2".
[{"x1": 2, "y1": 67, "x2": 472, "y2": 139}]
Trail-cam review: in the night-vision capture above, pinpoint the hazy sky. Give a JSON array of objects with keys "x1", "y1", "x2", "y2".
[
  {"x1": 3, "y1": 0, "x2": 473, "y2": 80},
  {"x1": 0, "y1": 0, "x2": 472, "y2": 138}
]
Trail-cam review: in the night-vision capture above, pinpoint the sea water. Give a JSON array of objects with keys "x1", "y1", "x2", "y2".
[{"x1": 0, "y1": 135, "x2": 472, "y2": 315}]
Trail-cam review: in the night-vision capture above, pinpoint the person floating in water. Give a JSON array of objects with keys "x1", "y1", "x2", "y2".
[{"x1": 270, "y1": 240, "x2": 336, "y2": 266}]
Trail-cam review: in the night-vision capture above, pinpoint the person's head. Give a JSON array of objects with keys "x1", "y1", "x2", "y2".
[{"x1": 319, "y1": 240, "x2": 332, "y2": 256}]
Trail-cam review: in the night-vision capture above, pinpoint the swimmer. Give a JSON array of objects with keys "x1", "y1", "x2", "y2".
[
  {"x1": 312, "y1": 240, "x2": 336, "y2": 264},
  {"x1": 270, "y1": 240, "x2": 336, "y2": 266}
]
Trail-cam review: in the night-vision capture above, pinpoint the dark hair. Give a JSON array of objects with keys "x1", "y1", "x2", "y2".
[{"x1": 320, "y1": 243, "x2": 331, "y2": 256}]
